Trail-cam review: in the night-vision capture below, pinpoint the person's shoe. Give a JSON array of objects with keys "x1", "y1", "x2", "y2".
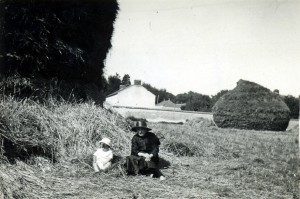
[{"x1": 159, "y1": 176, "x2": 166, "y2": 181}]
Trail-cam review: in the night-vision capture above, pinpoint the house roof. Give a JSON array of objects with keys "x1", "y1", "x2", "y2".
[
  {"x1": 157, "y1": 99, "x2": 180, "y2": 108},
  {"x1": 157, "y1": 99, "x2": 186, "y2": 108},
  {"x1": 106, "y1": 85, "x2": 133, "y2": 98},
  {"x1": 106, "y1": 85, "x2": 154, "y2": 98}
]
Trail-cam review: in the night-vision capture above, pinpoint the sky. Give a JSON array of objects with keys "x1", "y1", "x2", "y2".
[{"x1": 104, "y1": 0, "x2": 300, "y2": 97}]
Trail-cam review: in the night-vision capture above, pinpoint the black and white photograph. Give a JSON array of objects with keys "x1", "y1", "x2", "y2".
[{"x1": 0, "y1": 0, "x2": 299, "y2": 198}]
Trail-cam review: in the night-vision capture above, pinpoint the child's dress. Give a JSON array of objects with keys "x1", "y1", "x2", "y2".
[{"x1": 93, "y1": 148, "x2": 113, "y2": 172}]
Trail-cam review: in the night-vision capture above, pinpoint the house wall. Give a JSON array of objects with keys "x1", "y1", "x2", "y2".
[{"x1": 106, "y1": 85, "x2": 156, "y2": 108}]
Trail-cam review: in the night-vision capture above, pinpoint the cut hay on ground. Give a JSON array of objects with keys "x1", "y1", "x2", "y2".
[
  {"x1": 185, "y1": 117, "x2": 215, "y2": 128},
  {"x1": 0, "y1": 161, "x2": 49, "y2": 199},
  {"x1": 149, "y1": 122, "x2": 299, "y2": 198},
  {"x1": 212, "y1": 79, "x2": 290, "y2": 131}
]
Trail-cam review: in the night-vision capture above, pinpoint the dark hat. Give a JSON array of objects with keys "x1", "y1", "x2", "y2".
[{"x1": 131, "y1": 121, "x2": 151, "y2": 132}]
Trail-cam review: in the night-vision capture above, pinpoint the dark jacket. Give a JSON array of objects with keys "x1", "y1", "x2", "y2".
[{"x1": 131, "y1": 132, "x2": 160, "y2": 163}]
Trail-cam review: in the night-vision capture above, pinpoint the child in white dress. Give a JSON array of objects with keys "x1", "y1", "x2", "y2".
[{"x1": 93, "y1": 138, "x2": 113, "y2": 172}]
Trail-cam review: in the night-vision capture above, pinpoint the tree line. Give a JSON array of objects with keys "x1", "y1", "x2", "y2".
[{"x1": 104, "y1": 73, "x2": 299, "y2": 119}]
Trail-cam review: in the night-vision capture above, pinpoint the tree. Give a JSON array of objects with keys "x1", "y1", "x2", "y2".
[
  {"x1": 106, "y1": 73, "x2": 121, "y2": 95},
  {"x1": 283, "y1": 95, "x2": 299, "y2": 119},
  {"x1": 121, "y1": 74, "x2": 131, "y2": 86},
  {"x1": 101, "y1": 76, "x2": 108, "y2": 93},
  {"x1": 176, "y1": 91, "x2": 212, "y2": 112},
  {"x1": 175, "y1": 93, "x2": 190, "y2": 104},
  {"x1": 142, "y1": 83, "x2": 175, "y2": 104}
]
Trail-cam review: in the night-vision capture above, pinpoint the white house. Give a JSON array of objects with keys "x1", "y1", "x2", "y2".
[{"x1": 105, "y1": 80, "x2": 156, "y2": 108}]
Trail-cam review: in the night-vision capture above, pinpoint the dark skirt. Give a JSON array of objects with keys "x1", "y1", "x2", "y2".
[{"x1": 126, "y1": 155, "x2": 162, "y2": 177}]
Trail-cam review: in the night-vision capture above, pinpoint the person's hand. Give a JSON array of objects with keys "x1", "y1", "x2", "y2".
[
  {"x1": 138, "y1": 152, "x2": 150, "y2": 157},
  {"x1": 138, "y1": 152, "x2": 146, "y2": 157},
  {"x1": 145, "y1": 154, "x2": 153, "y2": 161}
]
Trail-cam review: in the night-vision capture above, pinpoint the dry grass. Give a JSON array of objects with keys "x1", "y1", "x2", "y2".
[
  {"x1": 0, "y1": 95, "x2": 133, "y2": 163},
  {"x1": 0, "y1": 98, "x2": 299, "y2": 198},
  {"x1": 152, "y1": 122, "x2": 300, "y2": 198}
]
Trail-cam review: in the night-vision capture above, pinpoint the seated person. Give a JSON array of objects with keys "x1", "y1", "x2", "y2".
[
  {"x1": 126, "y1": 121, "x2": 166, "y2": 180},
  {"x1": 93, "y1": 138, "x2": 113, "y2": 172}
]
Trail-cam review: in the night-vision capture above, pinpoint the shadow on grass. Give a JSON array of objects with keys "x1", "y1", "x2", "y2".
[
  {"x1": 158, "y1": 157, "x2": 171, "y2": 169},
  {"x1": 113, "y1": 155, "x2": 171, "y2": 170},
  {"x1": 2, "y1": 138, "x2": 56, "y2": 164}
]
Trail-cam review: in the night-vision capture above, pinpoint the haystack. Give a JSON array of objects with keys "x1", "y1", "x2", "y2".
[
  {"x1": 212, "y1": 79, "x2": 290, "y2": 131},
  {"x1": 0, "y1": 96, "x2": 132, "y2": 163},
  {"x1": 0, "y1": 0, "x2": 119, "y2": 103}
]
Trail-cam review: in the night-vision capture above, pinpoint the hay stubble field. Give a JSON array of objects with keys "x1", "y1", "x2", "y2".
[{"x1": 0, "y1": 99, "x2": 299, "y2": 199}]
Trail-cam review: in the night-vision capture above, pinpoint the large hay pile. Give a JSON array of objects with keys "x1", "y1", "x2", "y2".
[
  {"x1": 0, "y1": 94, "x2": 133, "y2": 198},
  {"x1": 212, "y1": 79, "x2": 290, "y2": 131},
  {"x1": 0, "y1": 0, "x2": 119, "y2": 103},
  {"x1": 0, "y1": 74, "x2": 107, "y2": 104},
  {"x1": 0, "y1": 0, "x2": 118, "y2": 81},
  {"x1": 0, "y1": 96, "x2": 132, "y2": 163}
]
